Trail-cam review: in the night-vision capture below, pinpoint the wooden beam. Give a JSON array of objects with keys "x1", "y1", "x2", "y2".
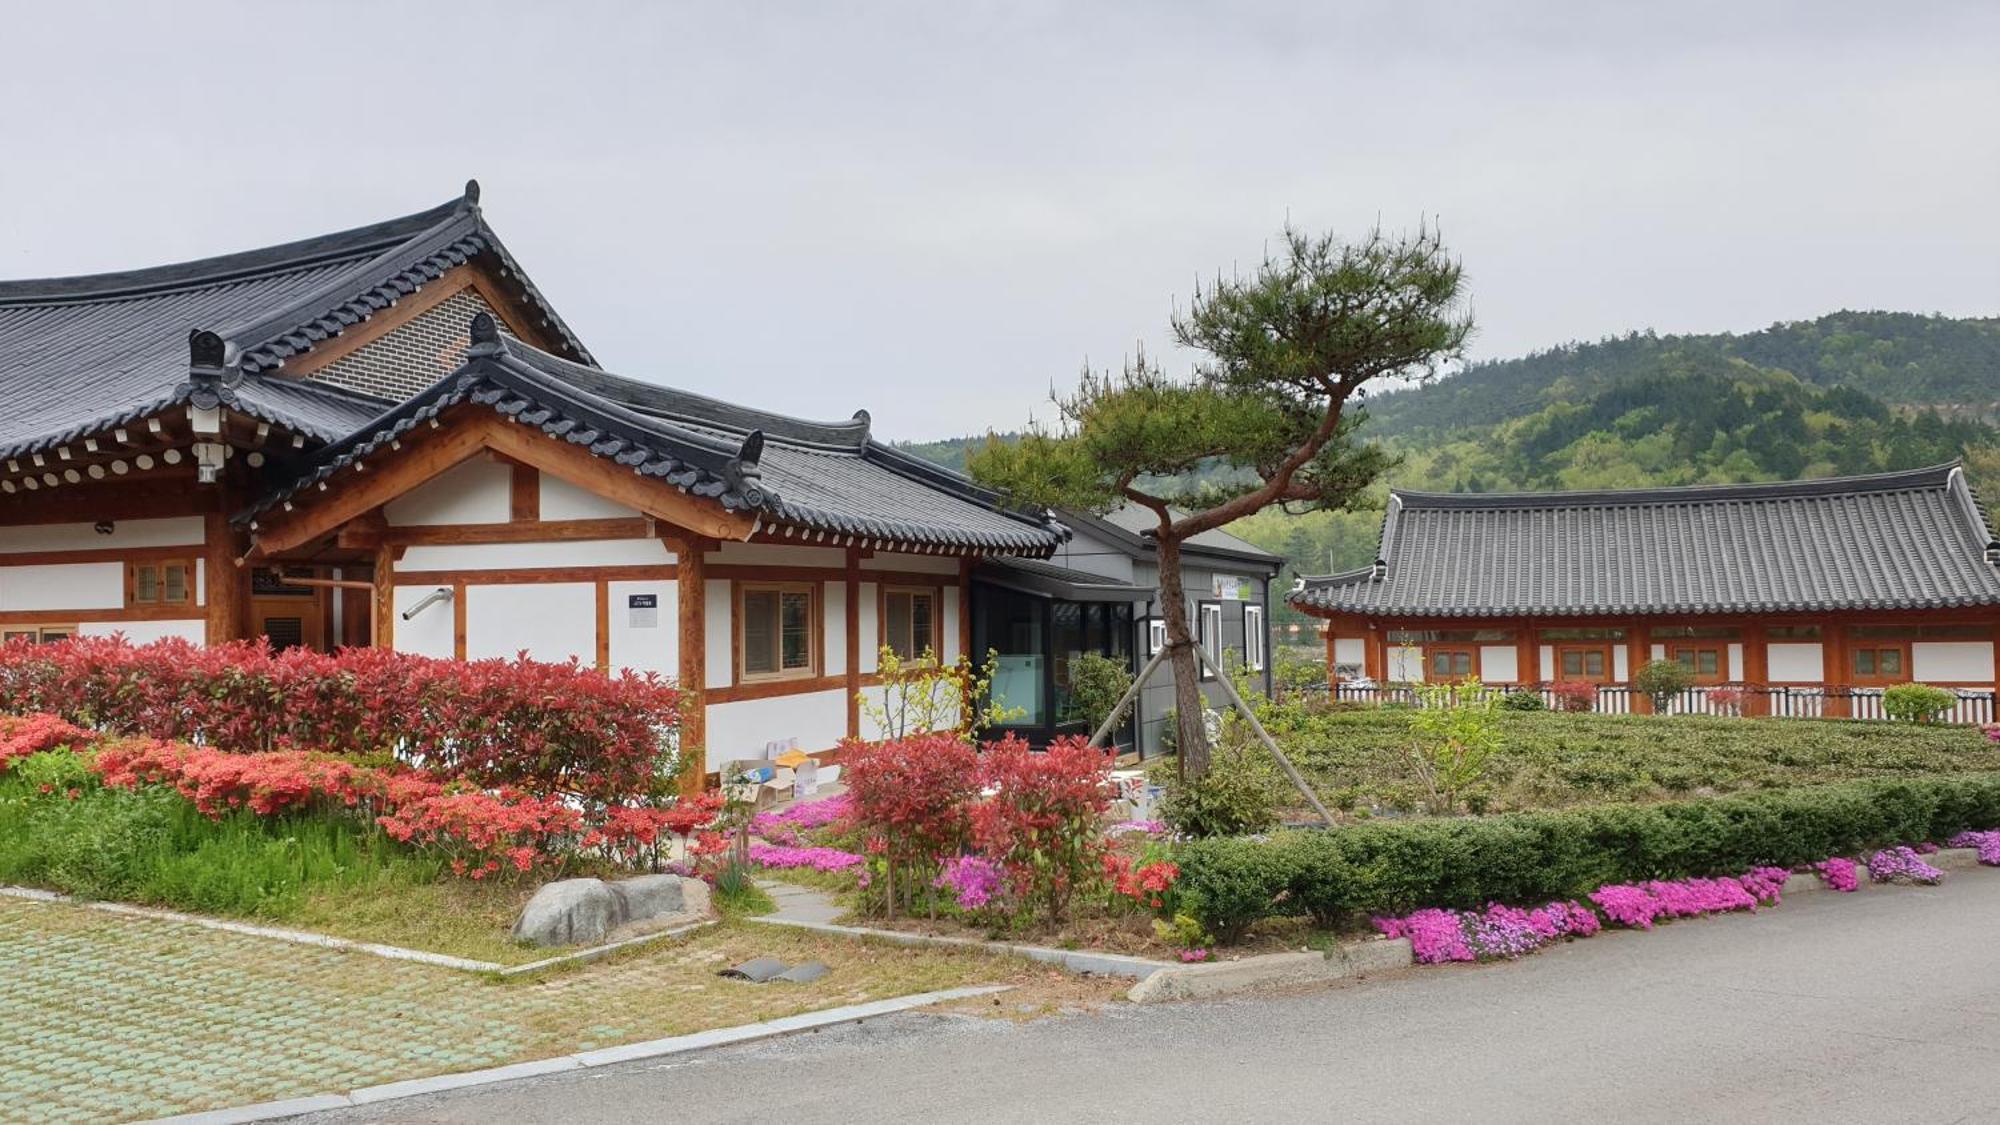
[
  {"x1": 392, "y1": 564, "x2": 676, "y2": 586},
  {"x1": 252, "y1": 420, "x2": 492, "y2": 556},
  {"x1": 372, "y1": 543, "x2": 396, "y2": 650},
  {"x1": 383, "y1": 517, "x2": 650, "y2": 546},
  {"x1": 478, "y1": 419, "x2": 757, "y2": 543},
  {"x1": 277, "y1": 265, "x2": 556, "y2": 378}
]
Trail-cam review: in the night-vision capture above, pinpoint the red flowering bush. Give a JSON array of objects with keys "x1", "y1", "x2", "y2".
[
  {"x1": 1549, "y1": 681, "x2": 1597, "y2": 712},
  {"x1": 1707, "y1": 686, "x2": 1747, "y2": 716},
  {"x1": 376, "y1": 789, "x2": 585, "y2": 880},
  {"x1": 584, "y1": 792, "x2": 726, "y2": 872},
  {"x1": 0, "y1": 713, "x2": 93, "y2": 771},
  {"x1": 0, "y1": 636, "x2": 682, "y2": 801},
  {"x1": 972, "y1": 735, "x2": 1113, "y2": 921},
  {"x1": 91, "y1": 737, "x2": 441, "y2": 819},
  {"x1": 1103, "y1": 851, "x2": 1181, "y2": 914},
  {"x1": 842, "y1": 733, "x2": 981, "y2": 917}
]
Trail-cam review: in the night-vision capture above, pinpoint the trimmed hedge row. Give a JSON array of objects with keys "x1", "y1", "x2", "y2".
[{"x1": 1177, "y1": 773, "x2": 2000, "y2": 941}]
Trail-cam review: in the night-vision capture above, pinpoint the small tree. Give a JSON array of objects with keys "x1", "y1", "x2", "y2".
[
  {"x1": 1062, "y1": 652, "x2": 1134, "y2": 732},
  {"x1": 1633, "y1": 659, "x2": 1695, "y2": 712},
  {"x1": 1406, "y1": 678, "x2": 1502, "y2": 815},
  {"x1": 969, "y1": 226, "x2": 1470, "y2": 778}
]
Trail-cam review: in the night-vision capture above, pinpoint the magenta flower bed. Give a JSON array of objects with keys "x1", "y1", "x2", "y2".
[
  {"x1": 1813, "y1": 856, "x2": 1859, "y2": 892},
  {"x1": 1377, "y1": 900, "x2": 1600, "y2": 963},
  {"x1": 1867, "y1": 846, "x2": 1943, "y2": 885},
  {"x1": 1948, "y1": 830, "x2": 2000, "y2": 866},
  {"x1": 746, "y1": 843, "x2": 865, "y2": 873},
  {"x1": 933, "y1": 854, "x2": 1006, "y2": 909},
  {"x1": 1590, "y1": 868, "x2": 1789, "y2": 930},
  {"x1": 749, "y1": 794, "x2": 852, "y2": 845}
]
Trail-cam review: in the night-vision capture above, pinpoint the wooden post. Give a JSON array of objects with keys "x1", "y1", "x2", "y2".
[
  {"x1": 203, "y1": 511, "x2": 248, "y2": 646},
  {"x1": 1742, "y1": 622, "x2": 1769, "y2": 717},
  {"x1": 371, "y1": 543, "x2": 395, "y2": 650},
  {"x1": 452, "y1": 579, "x2": 467, "y2": 660},
  {"x1": 1323, "y1": 624, "x2": 1337, "y2": 689},
  {"x1": 846, "y1": 548, "x2": 862, "y2": 740},
  {"x1": 594, "y1": 578, "x2": 610, "y2": 673},
  {"x1": 1515, "y1": 620, "x2": 1537, "y2": 688},
  {"x1": 675, "y1": 538, "x2": 708, "y2": 790},
  {"x1": 1823, "y1": 622, "x2": 1850, "y2": 718},
  {"x1": 1365, "y1": 624, "x2": 1386, "y2": 682},
  {"x1": 1629, "y1": 624, "x2": 1651, "y2": 714}
]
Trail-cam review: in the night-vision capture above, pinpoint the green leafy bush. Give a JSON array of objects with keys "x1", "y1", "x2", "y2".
[
  {"x1": 1174, "y1": 772, "x2": 2000, "y2": 940},
  {"x1": 1882, "y1": 683, "x2": 1959, "y2": 724},
  {"x1": 1499, "y1": 690, "x2": 1546, "y2": 712},
  {"x1": 1633, "y1": 659, "x2": 1695, "y2": 709},
  {"x1": 1061, "y1": 652, "x2": 1135, "y2": 732},
  {"x1": 1159, "y1": 747, "x2": 1278, "y2": 838},
  {"x1": 1405, "y1": 679, "x2": 1502, "y2": 814}
]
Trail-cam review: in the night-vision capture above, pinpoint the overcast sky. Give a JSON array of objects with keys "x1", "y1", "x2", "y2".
[{"x1": 3, "y1": 2, "x2": 1996, "y2": 440}]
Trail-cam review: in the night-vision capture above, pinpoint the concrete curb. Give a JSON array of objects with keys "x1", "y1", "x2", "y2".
[
  {"x1": 747, "y1": 915, "x2": 1175, "y2": 979},
  {"x1": 1128, "y1": 938, "x2": 1414, "y2": 1004},
  {"x1": 494, "y1": 920, "x2": 716, "y2": 978},
  {"x1": 145, "y1": 984, "x2": 1012, "y2": 1124}
]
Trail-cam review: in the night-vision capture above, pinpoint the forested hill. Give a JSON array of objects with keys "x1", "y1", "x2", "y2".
[
  {"x1": 1366, "y1": 310, "x2": 2000, "y2": 439},
  {"x1": 899, "y1": 310, "x2": 2000, "y2": 620}
]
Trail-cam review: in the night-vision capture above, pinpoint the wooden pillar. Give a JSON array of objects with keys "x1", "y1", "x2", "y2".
[
  {"x1": 594, "y1": 578, "x2": 610, "y2": 673},
  {"x1": 1364, "y1": 623, "x2": 1387, "y2": 683},
  {"x1": 675, "y1": 538, "x2": 708, "y2": 789},
  {"x1": 371, "y1": 543, "x2": 395, "y2": 650},
  {"x1": 845, "y1": 548, "x2": 862, "y2": 740},
  {"x1": 1742, "y1": 622, "x2": 1769, "y2": 717},
  {"x1": 1823, "y1": 622, "x2": 1850, "y2": 718},
  {"x1": 451, "y1": 579, "x2": 467, "y2": 660},
  {"x1": 1323, "y1": 623, "x2": 1338, "y2": 688},
  {"x1": 203, "y1": 511, "x2": 249, "y2": 646},
  {"x1": 1515, "y1": 620, "x2": 1537, "y2": 688},
  {"x1": 958, "y1": 556, "x2": 974, "y2": 661},
  {"x1": 1628, "y1": 623, "x2": 1651, "y2": 713}
]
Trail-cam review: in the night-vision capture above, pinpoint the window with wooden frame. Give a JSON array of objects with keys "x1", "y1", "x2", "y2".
[
  {"x1": 1197, "y1": 603, "x2": 1223, "y2": 679},
  {"x1": 1670, "y1": 644, "x2": 1727, "y2": 683},
  {"x1": 1556, "y1": 644, "x2": 1612, "y2": 683},
  {"x1": 737, "y1": 583, "x2": 817, "y2": 683},
  {"x1": 881, "y1": 586, "x2": 940, "y2": 663},
  {"x1": 1850, "y1": 642, "x2": 1909, "y2": 684},
  {"x1": 3, "y1": 625, "x2": 76, "y2": 644},
  {"x1": 1243, "y1": 605, "x2": 1267, "y2": 671},
  {"x1": 127, "y1": 559, "x2": 194, "y2": 608},
  {"x1": 1427, "y1": 645, "x2": 1477, "y2": 681}
]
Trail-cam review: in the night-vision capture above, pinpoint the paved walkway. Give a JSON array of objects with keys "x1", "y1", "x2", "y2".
[
  {"x1": 0, "y1": 897, "x2": 1010, "y2": 1123},
  {"x1": 305, "y1": 872, "x2": 2000, "y2": 1124},
  {"x1": 759, "y1": 880, "x2": 845, "y2": 925}
]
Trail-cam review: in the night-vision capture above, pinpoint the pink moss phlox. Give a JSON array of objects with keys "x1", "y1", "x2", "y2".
[
  {"x1": 1589, "y1": 870, "x2": 1785, "y2": 931},
  {"x1": 750, "y1": 793, "x2": 851, "y2": 838},
  {"x1": 1866, "y1": 845, "x2": 1943, "y2": 885},
  {"x1": 1947, "y1": 829, "x2": 2000, "y2": 866},
  {"x1": 1375, "y1": 900, "x2": 1599, "y2": 964},
  {"x1": 1813, "y1": 856, "x2": 1859, "y2": 892},
  {"x1": 745, "y1": 843, "x2": 865, "y2": 873},
  {"x1": 933, "y1": 854, "x2": 1006, "y2": 910},
  {"x1": 1105, "y1": 819, "x2": 1168, "y2": 838}
]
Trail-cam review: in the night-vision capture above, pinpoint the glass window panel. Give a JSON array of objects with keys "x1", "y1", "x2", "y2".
[
  {"x1": 885, "y1": 593, "x2": 914, "y2": 659},
  {"x1": 743, "y1": 591, "x2": 776, "y2": 674},
  {"x1": 163, "y1": 564, "x2": 188, "y2": 603},
  {"x1": 911, "y1": 594, "x2": 933, "y2": 657},
  {"x1": 1879, "y1": 649, "x2": 1902, "y2": 676},
  {"x1": 1767, "y1": 625, "x2": 1822, "y2": 640},
  {"x1": 780, "y1": 591, "x2": 811, "y2": 670},
  {"x1": 1541, "y1": 627, "x2": 1627, "y2": 642},
  {"x1": 133, "y1": 566, "x2": 159, "y2": 603},
  {"x1": 1584, "y1": 652, "x2": 1605, "y2": 676},
  {"x1": 1561, "y1": 651, "x2": 1583, "y2": 676},
  {"x1": 1854, "y1": 650, "x2": 1875, "y2": 677}
]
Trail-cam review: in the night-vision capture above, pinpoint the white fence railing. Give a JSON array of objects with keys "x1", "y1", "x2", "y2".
[{"x1": 1323, "y1": 682, "x2": 1998, "y2": 726}]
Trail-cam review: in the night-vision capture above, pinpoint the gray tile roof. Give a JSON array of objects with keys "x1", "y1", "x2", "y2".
[
  {"x1": 1290, "y1": 464, "x2": 2000, "y2": 618},
  {"x1": 240, "y1": 318, "x2": 1067, "y2": 556},
  {"x1": 0, "y1": 182, "x2": 588, "y2": 460},
  {"x1": 977, "y1": 556, "x2": 1151, "y2": 602}
]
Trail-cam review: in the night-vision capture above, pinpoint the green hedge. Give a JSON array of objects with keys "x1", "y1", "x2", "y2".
[{"x1": 1176, "y1": 772, "x2": 2000, "y2": 941}]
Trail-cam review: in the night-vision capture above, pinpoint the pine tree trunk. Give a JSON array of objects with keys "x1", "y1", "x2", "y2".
[{"x1": 1155, "y1": 533, "x2": 1212, "y2": 780}]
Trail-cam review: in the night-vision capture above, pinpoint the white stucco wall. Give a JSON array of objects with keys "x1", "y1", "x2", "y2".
[
  {"x1": 704, "y1": 579, "x2": 733, "y2": 688},
  {"x1": 863, "y1": 551, "x2": 957, "y2": 575},
  {"x1": 1333, "y1": 638, "x2": 1365, "y2": 665},
  {"x1": 607, "y1": 579, "x2": 676, "y2": 678},
  {"x1": 1387, "y1": 645, "x2": 1424, "y2": 682},
  {"x1": 540, "y1": 474, "x2": 639, "y2": 521},
  {"x1": 822, "y1": 580, "x2": 847, "y2": 676},
  {"x1": 0, "y1": 517, "x2": 203, "y2": 553},
  {"x1": 398, "y1": 539, "x2": 673, "y2": 570},
  {"x1": 383, "y1": 457, "x2": 512, "y2": 525},
  {"x1": 857, "y1": 681, "x2": 961, "y2": 742},
  {"x1": 392, "y1": 585, "x2": 457, "y2": 659},
  {"x1": 857, "y1": 582, "x2": 880, "y2": 672},
  {"x1": 707, "y1": 688, "x2": 847, "y2": 760},
  {"x1": 1766, "y1": 643, "x2": 1823, "y2": 682},
  {"x1": 1727, "y1": 643, "x2": 1745, "y2": 681},
  {"x1": 0, "y1": 563, "x2": 123, "y2": 611},
  {"x1": 1612, "y1": 647, "x2": 1630, "y2": 682},
  {"x1": 1913, "y1": 642, "x2": 1995, "y2": 683},
  {"x1": 464, "y1": 583, "x2": 595, "y2": 663},
  {"x1": 707, "y1": 542, "x2": 844, "y2": 568},
  {"x1": 77, "y1": 619, "x2": 204, "y2": 644},
  {"x1": 1538, "y1": 645, "x2": 1556, "y2": 682},
  {"x1": 1479, "y1": 645, "x2": 1519, "y2": 684},
  {"x1": 941, "y1": 586, "x2": 962, "y2": 657}
]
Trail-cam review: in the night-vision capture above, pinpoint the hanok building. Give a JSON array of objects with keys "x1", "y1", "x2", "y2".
[
  {"x1": 1288, "y1": 467, "x2": 2000, "y2": 721},
  {"x1": 0, "y1": 184, "x2": 1068, "y2": 772}
]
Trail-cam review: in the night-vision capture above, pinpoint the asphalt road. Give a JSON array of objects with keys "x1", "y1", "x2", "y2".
[{"x1": 305, "y1": 875, "x2": 2000, "y2": 1125}]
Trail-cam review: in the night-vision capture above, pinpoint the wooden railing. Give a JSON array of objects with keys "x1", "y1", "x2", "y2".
[{"x1": 1321, "y1": 682, "x2": 1998, "y2": 726}]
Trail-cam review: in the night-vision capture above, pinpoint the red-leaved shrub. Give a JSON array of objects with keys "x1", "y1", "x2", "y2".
[
  {"x1": 1549, "y1": 681, "x2": 1597, "y2": 712},
  {"x1": 376, "y1": 789, "x2": 586, "y2": 879},
  {"x1": 972, "y1": 736, "x2": 1113, "y2": 921},
  {"x1": 0, "y1": 636, "x2": 682, "y2": 801},
  {"x1": 842, "y1": 732, "x2": 981, "y2": 917}
]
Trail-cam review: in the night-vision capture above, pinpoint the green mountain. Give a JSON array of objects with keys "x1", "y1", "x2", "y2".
[{"x1": 900, "y1": 310, "x2": 2000, "y2": 624}]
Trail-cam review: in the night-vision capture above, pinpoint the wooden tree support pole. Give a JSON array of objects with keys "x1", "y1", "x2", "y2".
[
  {"x1": 1087, "y1": 645, "x2": 1171, "y2": 749},
  {"x1": 1190, "y1": 640, "x2": 1338, "y2": 828}
]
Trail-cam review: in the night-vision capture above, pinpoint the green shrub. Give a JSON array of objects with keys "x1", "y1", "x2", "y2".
[
  {"x1": 1498, "y1": 690, "x2": 1545, "y2": 712},
  {"x1": 1633, "y1": 659, "x2": 1695, "y2": 709},
  {"x1": 1174, "y1": 772, "x2": 2000, "y2": 941},
  {"x1": 1882, "y1": 683, "x2": 1959, "y2": 724},
  {"x1": 1062, "y1": 652, "x2": 1134, "y2": 732},
  {"x1": 1160, "y1": 748, "x2": 1278, "y2": 838}
]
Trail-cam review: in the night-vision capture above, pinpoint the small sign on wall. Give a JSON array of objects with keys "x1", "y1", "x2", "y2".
[
  {"x1": 628, "y1": 593, "x2": 658, "y2": 628},
  {"x1": 1211, "y1": 575, "x2": 1254, "y2": 601}
]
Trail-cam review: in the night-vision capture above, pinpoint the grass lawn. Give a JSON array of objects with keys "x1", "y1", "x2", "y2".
[{"x1": 1241, "y1": 706, "x2": 2000, "y2": 816}]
